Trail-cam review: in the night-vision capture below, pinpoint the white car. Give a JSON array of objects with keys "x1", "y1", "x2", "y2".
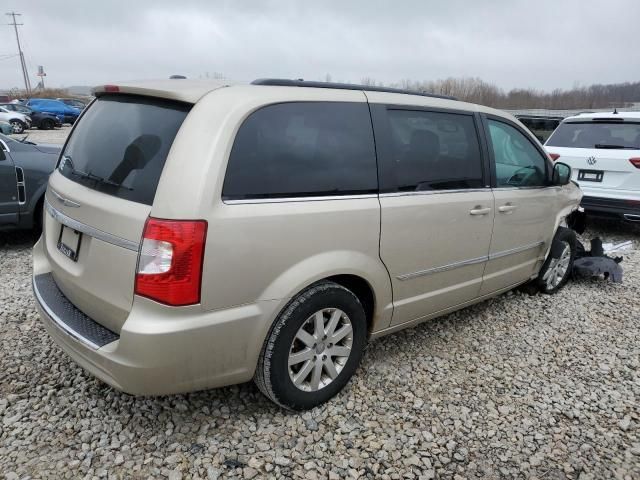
[
  {"x1": 545, "y1": 111, "x2": 640, "y2": 222},
  {"x1": 0, "y1": 106, "x2": 31, "y2": 134}
]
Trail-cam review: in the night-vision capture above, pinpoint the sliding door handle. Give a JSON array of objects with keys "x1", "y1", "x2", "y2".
[
  {"x1": 498, "y1": 203, "x2": 517, "y2": 214},
  {"x1": 469, "y1": 206, "x2": 492, "y2": 216}
]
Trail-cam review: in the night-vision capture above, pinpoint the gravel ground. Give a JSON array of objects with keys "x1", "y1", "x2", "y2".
[
  {"x1": 8, "y1": 126, "x2": 72, "y2": 145},
  {"x1": 0, "y1": 220, "x2": 638, "y2": 480}
]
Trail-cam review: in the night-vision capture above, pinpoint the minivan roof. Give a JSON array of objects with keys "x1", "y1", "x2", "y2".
[
  {"x1": 93, "y1": 79, "x2": 230, "y2": 103},
  {"x1": 92, "y1": 78, "x2": 517, "y2": 122}
]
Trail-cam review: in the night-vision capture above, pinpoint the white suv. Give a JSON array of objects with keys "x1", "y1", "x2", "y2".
[{"x1": 545, "y1": 111, "x2": 640, "y2": 222}]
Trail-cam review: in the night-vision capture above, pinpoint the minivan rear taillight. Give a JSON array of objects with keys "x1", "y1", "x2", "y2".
[
  {"x1": 135, "y1": 218, "x2": 207, "y2": 306},
  {"x1": 548, "y1": 153, "x2": 560, "y2": 161},
  {"x1": 630, "y1": 158, "x2": 640, "y2": 169}
]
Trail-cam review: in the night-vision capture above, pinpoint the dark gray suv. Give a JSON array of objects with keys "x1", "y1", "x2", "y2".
[{"x1": 0, "y1": 134, "x2": 60, "y2": 230}]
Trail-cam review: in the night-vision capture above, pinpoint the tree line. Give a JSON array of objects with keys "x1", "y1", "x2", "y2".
[{"x1": 360, "y1": 77, "x2": 640, "y2": 110}]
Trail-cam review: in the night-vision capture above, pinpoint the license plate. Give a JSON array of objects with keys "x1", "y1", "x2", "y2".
[
  {"x1": 578, "y1": 170, "x2": 604, "y2": 182},
  {"x1": 57, "y1": 225, "x2": 82, "y2": 262}
]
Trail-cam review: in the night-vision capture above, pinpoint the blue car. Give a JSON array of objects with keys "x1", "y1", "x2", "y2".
[{"x1": 26, "y1": 98, "x2": 81, "y2": 125}]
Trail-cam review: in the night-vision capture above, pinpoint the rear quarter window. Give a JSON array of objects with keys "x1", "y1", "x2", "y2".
[
  {"x1": 59, "y1": 94, "x2": 190, "y2": 205},
  {"x1": 222, "y1": 102, "x2": 378, "y2": 199}
]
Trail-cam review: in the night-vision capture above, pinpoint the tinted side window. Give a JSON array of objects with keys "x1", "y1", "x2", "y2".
[
  {"x1": 222, "y1": 102, "x2": 377, "y2": 199},
  {"x1": 488, "y1": 120, "x2": 548, "y2": 188},
  {"x1": 383, "y1": 109, "x2": 484, "y2": 191}
]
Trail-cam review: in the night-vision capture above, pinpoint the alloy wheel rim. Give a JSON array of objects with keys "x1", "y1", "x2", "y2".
[
  {"x1": 542, "y1": 242, "x2": 571, "y2": 289},
  {"x1": 10, "y1": 121, "x2": 23, "y2": 133},
  {"x1": 288, "y1": 308, "x2": 353, "y2": 392}
]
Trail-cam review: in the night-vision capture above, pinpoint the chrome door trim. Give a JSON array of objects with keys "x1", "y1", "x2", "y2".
[
  {"x1": 45, "y1": 199, "x2": 140, "y2": 252},
  {"x1": 15, "y1": 166, "x2": 26, "y2": 205},
  {"x1": 0, "y1": 138, "x2": 10, "y2": 152},
  {"x1": 397, "y1": 241, "x2": 546, "y2": 281},
  {"x1": 397, "y1": 255, "x2": 488, "y2": 281},
  {"x1": 488, "y1": 240, "x2": 545, "y2": 260},
  {"x1": 224, "y1": 193, "x2": 378, "y2": 205},
  {"x1": 379, "y1": 188, "x2": 492, "y2": 198}
]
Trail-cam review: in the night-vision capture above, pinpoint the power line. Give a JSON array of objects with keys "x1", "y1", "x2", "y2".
[{"x1": 6, "y1": 11, "x2": 32, "y2": 94}]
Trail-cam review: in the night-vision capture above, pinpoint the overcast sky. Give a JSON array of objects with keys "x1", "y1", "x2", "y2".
[{"x1": 1, "y1": 0, "x2": 639, "y2": 92}]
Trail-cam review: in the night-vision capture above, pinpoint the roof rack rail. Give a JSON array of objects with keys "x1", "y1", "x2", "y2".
[{"x1": 251, "y1": 78, "x2": 457, "y2": 101}]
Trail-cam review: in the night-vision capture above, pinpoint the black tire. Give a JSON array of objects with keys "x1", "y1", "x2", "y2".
[
  {"x1": 40, "y1": 118, "x2": 55, "y2": 130},
  {"x1": 254, "y1": 281, "x2": 367, "y2": 410},
  {"x1": 536, "y1": 226, "x2": 576, "y2": 294},
  {"x1": 10, "y1": 120, "x2": 25, "y2": 134}
]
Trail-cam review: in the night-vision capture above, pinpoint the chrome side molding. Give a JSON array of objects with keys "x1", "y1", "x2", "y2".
[
  {"x1": 397, "y1": 255, "x2": 487, "y2": 281},
  {"x1": 397, "y1": 241, "x2": 545, "y2": 281}
]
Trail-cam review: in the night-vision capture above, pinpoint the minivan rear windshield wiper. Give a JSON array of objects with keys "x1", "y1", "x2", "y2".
[
  {"x1": 594, "y1": 143, "x2": 638, "y2": 149},
  {"x1": 62, "y1": 155, "x2": 132, "y2": 191},
  {"x1": 70, "y1": 169, "x2": 133, "y2": 191}
]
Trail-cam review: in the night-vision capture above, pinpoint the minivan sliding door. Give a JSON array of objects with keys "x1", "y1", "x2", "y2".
[{"x1": 370, "y1": 104, "x2": 494, "y2": 326}]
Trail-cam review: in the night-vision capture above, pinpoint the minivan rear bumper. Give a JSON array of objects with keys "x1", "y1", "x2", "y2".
[
  {"x1": 32, "y1": 238, "x2": 276, "y2": 395},
  {"x1": 581, "y1": 195, "x2": 640, "y2": 222}
]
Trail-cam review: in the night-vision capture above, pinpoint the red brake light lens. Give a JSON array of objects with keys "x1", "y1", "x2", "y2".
[
  {"x1": 548, "y1": 153, "x2": 560, "y2": 161},
  {"x1": 135, "y1": 218, "x2": 207, "y2": 306},
  {"x1": 103, "y1": 85, "x2": 120, "y2": 92},
  {"x1": 630, "y1": 158, "x2": 640, "y2": 169}
]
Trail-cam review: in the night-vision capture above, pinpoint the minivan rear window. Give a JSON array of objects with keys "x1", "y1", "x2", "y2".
[
  {"x1": 59, "y1": 94, "x2": 190, "y2": 205},
  {"x1": 546, "y1": 121, "x2": 640, "y2": 149},
  {"x1": 222, "y1": 102, "x2": 378, "y2": 200}
]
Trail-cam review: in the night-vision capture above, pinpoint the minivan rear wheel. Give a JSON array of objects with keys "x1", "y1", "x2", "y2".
[{"x1": 254, "y1": 281, "x2": 367, "y2": 410}]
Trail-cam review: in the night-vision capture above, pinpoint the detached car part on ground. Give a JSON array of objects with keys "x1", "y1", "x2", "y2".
[
  {"x1": 0, "y1": 134, "x2": 61, "y2": 230},
  {"x1": 32, "y1": 79, "x2": 582, "y2": 410}
]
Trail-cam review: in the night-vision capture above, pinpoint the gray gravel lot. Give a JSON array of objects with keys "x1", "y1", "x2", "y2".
[
  {"x1": 1, "y1": 121, "x2": 639, "y2": 479},
  {"x1": 1, "y1": 222, "x2": 639, "y2": 480},
  {"x1": 8, "y1": 126, "x2": 72, "y2": 145}
]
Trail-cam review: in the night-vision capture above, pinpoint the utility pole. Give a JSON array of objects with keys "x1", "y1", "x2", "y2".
[{"x1": 6, "y1": 12, "x2": 32, "y2": 95}]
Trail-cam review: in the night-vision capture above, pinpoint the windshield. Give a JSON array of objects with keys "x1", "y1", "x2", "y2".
[
  {"x1": 546, "y1": 121, "x2": 640, "y2": 149},
  {"x1": 59, "y1": 94, "x2": 190, "y2": 205}
]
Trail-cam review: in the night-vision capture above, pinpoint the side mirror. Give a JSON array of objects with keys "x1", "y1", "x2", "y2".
[{"x1": 552, "y1": 162, "x2": 571, "y2": 186}]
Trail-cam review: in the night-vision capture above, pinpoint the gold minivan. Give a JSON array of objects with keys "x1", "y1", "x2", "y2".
[{"x1": 32, "y1": 79, "x2": 582, "y2": 410}]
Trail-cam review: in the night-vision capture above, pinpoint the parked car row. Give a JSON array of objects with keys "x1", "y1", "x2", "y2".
[
  {"x1": 0, "y1": 97, "x2": 88, "y2": 134},
  {"x1": 1, "y1": 103, "x2": 62, "y2": 132}
]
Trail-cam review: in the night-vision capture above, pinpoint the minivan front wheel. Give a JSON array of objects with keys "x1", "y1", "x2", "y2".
[
  {"x1": 255, "y1": 281, "x2": 367, "y2": 410},
  {"x1": 537, "y1": 227, "x2": 576, "y2": 294}
]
